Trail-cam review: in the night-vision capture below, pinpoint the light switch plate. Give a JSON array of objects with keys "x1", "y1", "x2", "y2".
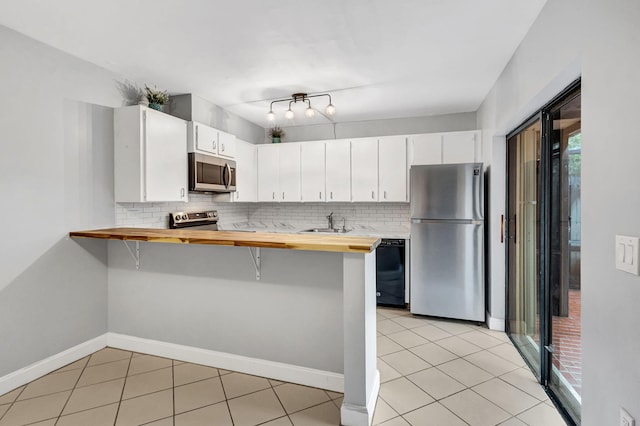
[{"x1": 616, "y1": 235, "x2": 640, "y2": 275}]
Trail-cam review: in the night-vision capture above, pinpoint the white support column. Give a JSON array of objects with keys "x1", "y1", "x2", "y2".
[{"x1": 341, "y1": 252, "x2": 380, "y2": 426}]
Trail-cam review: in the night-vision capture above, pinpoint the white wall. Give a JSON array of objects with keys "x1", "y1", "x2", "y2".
[
  {"x1": 581, "y1": 0, "x2": 640, "y2": 424},
  {"x1": 476, "y1": 0, "x2": 581, "y2": 329},
  {"x1": 279, "y1": 112, "x2": 476, "y2": 143},
  {"x1": 0, "y1": 25, "x2": 119, "y2": 375},
  {"x1": 478, "y1": 0, "x2": 640, "y2": 424},
  {"x1": 108, "y1": 242, "x2": 344, "y2": 373}
]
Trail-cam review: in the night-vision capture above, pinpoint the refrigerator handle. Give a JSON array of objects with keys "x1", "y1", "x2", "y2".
[{"x1": 500, "y1": 214, "x2": 504, "y2": 243}]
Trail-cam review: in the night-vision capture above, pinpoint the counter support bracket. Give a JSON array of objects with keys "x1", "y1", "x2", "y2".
[
  {"x1": 248, "y1": 247, "x2": 261, "y2": 280},
  {"x1": 123, "y1": 241, "x2": 140, "y2": 270}
]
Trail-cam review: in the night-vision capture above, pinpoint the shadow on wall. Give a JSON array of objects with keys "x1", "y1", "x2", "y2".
[{"x1": 0, "y1": 237, "x2": 108, "y2": 378}]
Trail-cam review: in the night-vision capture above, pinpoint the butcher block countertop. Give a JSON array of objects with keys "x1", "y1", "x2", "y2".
[{"x1": 69, "y1": 228, "x2": 381, "y2": 254}]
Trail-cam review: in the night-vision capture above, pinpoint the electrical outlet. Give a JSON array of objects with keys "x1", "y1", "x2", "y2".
[{"x1": 621, "y1": 408, "x2": 635, "y2": 426}]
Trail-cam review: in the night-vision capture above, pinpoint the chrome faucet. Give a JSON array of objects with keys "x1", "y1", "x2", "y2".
[{"x1": 326, "y1": 212, "x2": 334, "y2": 229}]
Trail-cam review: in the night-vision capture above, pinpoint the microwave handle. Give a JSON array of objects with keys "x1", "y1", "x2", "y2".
[{"x1": 223, "y1": 163, "x2": 231, "y2": 188}]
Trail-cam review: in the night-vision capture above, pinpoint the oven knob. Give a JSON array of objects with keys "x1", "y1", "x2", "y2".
[
  {"x1": 182, "y1": 214, "x2": 188, "y2": 220},
  {"x1": 207, "y1": 212, "x2": 214, "y2": 217}
]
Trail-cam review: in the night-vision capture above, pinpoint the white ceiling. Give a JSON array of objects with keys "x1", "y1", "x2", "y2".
[{"x1": 0, "y1": 0, "x2": 547, "y2": 128}]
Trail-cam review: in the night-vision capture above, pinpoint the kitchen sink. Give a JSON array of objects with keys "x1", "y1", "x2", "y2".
[{"x1": 300, "y1": 227, "x2": 351, "y2": 234}]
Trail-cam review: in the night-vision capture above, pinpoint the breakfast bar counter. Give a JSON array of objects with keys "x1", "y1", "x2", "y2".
[
  {"x1": 70, "y1": 228, "x2": 380, "y2": 426},
  {"x1": 69, "y1": 227, "x2": 380, "y2": 253}
]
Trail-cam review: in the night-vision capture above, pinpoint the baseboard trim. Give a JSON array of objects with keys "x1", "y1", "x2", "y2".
[
  {"x1": 340, "y1": 370, "x2": 380, "y2": 426},
  {"x1": 487, "y1": 313, "x2": 506, "y2": 331},
  {"x1": 107, "y1": 333, "x2": 344, "y2": 392},
  {"x1": 0, "y1": 334, "x2": 108, "y2": 396}
]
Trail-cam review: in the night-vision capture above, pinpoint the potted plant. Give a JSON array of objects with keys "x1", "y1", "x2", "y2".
[
  {"x1": 268, "y1": 126, "x2": 285, "y2": 143},
  {"x1": 145, "y1": 85, "x2": 169, "y2": 111}
]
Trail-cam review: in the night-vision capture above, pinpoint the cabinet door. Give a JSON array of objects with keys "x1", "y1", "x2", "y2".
[
  {"x1": 351, "y1": 138, "x2": 379, "y2": 202},
  {"x1": 234, "y1": 139, "x2": 257, "y2": 202},
  {"x1": 442, "y1": 131, "x2": 477, "y2": 164},
  {"x1": 325, "y1": 141, "x2": 351, "y2": 202},
  {"x1": 257, "y1": 145, "x2": 280, "y2": 201},
  {"x1": 301, "y1": 141, "x2": 326, "y2": 202},
  {"x1": 279, "y1": 143, "x2": 301, "y2": 202},
  {"x1": 410, "y1": 133, "x2": 442, "y2": 165},
  {"x1": 194, "y1": 122, "x2": 218, "y2": 154},
  {"x1": 144, "y1": 108, "x2": 188, "y2": 202},
  {"x1": 218, "y1": 130, "x2": 236, "y2": 159},
  {"x1": 379, "y1": 136, "x2": 407, "y2": 202}
]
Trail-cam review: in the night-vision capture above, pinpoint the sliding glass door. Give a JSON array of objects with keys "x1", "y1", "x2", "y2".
[
  {"x1": 548, "y1": 90, "x2": 582, "y2": 422},
  {"x1": 507, "y1": 117, "x2": 542, "y2": 377},
  {"x1": 506, "y1": 81, "x2": 581, "y2": 425}
]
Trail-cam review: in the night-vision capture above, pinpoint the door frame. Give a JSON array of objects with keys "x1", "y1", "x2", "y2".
[{"x1": 505, "y1": 78, "x2": 581, "y2": 425}]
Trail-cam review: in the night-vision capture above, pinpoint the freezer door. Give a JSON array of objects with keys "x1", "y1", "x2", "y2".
[
  {"x1": 410, "y1": 163, "x2": 484, "y2": 220},
  {"x1": 410, "y1": 221, "x2": 484, "y2": 321}
]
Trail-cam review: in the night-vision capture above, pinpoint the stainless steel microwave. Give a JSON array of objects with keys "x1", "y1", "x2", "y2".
[{"x1": 188, "y1": 153, "x2": 236, "y2": 193}]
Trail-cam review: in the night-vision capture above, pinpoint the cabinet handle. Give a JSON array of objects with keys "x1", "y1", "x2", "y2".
[
  {"x1": 181, "y1": 188, "x2": 185, "y2": 198},
  {"x1": 282, "y1": 192, "x2": 285, "y2": 200},
  {"x1": 371, "y1": 190, "x2": 375, "y2": 199},
  {"x1": 272, "y1": 192, "x2": 275, "y2": 200},
  {"x1": 213, "y1": 140, "x2": 217, "y2": 150},
  {"x1": 330, "y1": 191, "x2": 333, "y2": 200},
  {"x1": 319, "y1": 191, "x2": 322, "y2": 200},
  {"x1": 384, "y1": 190, "x2": 387, "y2": 199},
  {"x1": 221, "y1": 143, "x2": 225, "y2": 152}
]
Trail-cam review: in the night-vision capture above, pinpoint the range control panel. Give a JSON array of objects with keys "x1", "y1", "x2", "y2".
[{"x1": 169, "y1": 210, "x2": 218, "y2": 229}]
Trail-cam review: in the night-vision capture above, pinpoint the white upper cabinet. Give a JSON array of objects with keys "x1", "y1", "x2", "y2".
[
  {"x1": 441, "y1": 131, "x2": 480, "y2": 164},
  {"x1": 300, "y1": 141, "x2": 326, "y2": 202},
  {"x1": 410, "y1": 131, "x2": 481, "y2": 165},
  {"x1": 233, "y1": 139, "x2": 257, "y2": 202},
  {"x1": 257, "y1": 143, "x2": 301, "y2": 202},
  {"x1": 188, "y1": 121, "x2": 236, "y2": 159},
  {"x1": 325, "y1": 140, "x2": 351, "y2": 202},
  {"x1": 378, "y1": 135, "x2": 407, "y2": 202},
  {"x1": 217, "y1": 129, "x2": 236, "y2": 158},
  {"x1": 351, "y1": 138, "x2": 379, "y2": 202},
  {"x1": 114, "y1": 106, "x2": 188, "y2": 203},
  {"x1": 409, "y1": 133, "x2": 442, "y2": 165},
  {"x1": 279, "y1": 143, "x2": 302, "y2": 202},
  {"x1": 257, "y1": 144, "x2": 280, "y2": 202}
]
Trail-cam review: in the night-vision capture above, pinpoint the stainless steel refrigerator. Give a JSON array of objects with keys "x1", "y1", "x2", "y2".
[{"x1": 410, "y1": 163, "x2": 485, "y2": 321}]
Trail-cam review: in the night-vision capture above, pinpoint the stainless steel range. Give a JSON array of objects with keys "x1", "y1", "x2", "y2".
[{"x1": 169, "y1": 210, "x2": 218, "y2": 230}]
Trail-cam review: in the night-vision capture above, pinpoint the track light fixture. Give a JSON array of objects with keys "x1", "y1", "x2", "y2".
[{"x1": 267, "y1": 92, "x2": 335, "y2": 121}]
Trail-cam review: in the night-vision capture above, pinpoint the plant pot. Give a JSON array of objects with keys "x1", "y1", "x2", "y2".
[
  {"x1": 148, "y1": 103, "x2": 163, "y2": 111},
  {"x1": 272, "y1": 137, "x2": 281, "y2": 144}
]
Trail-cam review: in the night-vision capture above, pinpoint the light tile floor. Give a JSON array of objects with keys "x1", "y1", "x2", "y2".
[{"x1": 0, "y1": 307, "x2": 568, "y2": 425}]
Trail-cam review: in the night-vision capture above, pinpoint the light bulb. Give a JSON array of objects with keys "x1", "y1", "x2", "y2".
[
  {"x1": 305, "y1": 106, "x2": 316, "y2": 118},
  {"x1": 285, "y1": 108, "x2": 295, "y2": 120},
  {"x1": 325, "y1": 103, "x2": 336, "y2": 116},
  {"x1": 266, "y1": 110, "x2": 275, "y2": 121}
]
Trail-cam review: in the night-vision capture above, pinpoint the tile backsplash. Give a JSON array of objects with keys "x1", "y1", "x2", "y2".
[
  {"x1": 246, "y1": 202, "x2": 410, "y2": 229},
  {"x1": 117, "y1": 195, "x2": 410, "y2": 230}
]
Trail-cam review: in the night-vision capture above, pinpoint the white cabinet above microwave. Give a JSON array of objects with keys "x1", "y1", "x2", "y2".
[{"x1": 187, "y1": 121, "x2": 236, "y2": 159}]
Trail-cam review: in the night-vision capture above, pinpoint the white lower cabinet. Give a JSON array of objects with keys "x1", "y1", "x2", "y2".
[
  {"x1": 301, "y1": 141, "x2": 326, "y2": 202},
  {"x1": 351, "y1": 138, "x2": 379, "y2": 202},
  {"x1": 233, "y1": 139, "x2": 257, "y2": 202},
  {"x1": 257, "y1": 143, "x2": 301, "y2": 202},
  {"x1": 325, "y1": 140, "x2": 351, "y2": 202},
  {"x1": 114, "y1": 105, "x2": 188, "y2": 202}
]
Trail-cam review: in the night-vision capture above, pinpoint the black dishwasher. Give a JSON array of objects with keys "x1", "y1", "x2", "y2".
[{"x1": 376, "y1": 239, "x2": 406, "y2": 307}]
